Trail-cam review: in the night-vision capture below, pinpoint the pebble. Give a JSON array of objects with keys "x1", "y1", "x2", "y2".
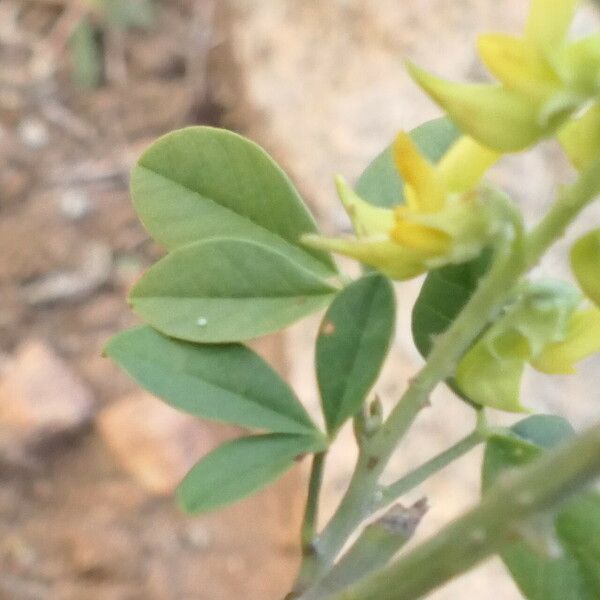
[
  {"x1": 0, "y1": 341, "x2": 94, "y2": 461},
  {"x1": 17, "y1": 117, "x2": 49, "y2": 149}
]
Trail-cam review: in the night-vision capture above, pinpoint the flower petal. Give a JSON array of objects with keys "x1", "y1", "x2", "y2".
[
  {"x1": 456, "y1": 339, "x2": 528, "y2": 412},
  {"x1": 559, "y1": 103, "x2": 600, "y2": 170},
  {"x1": 334, "y1": 176, "x2": 395, "y2": 237},
  {"x1": 392, "y1": 132, "x2": 446, "y2": 213},
  {"x1": 407, "y1": 62, "x2": 546, "y2": 152},
  {"x1": 389, "y1": 218, "x2": 451, "y2": 254},
  {"x1": 456, "y1": 280, "x2": 580, "y2": 411},
  {"x1": 437, "y1": 136, "x2": 500, "y2": 193},
  {"x1": 477, "y1": 33, "x2": 559, "y2": 101},
  {"x1": 532, "y1": 308, "x2": 600, "y2": 374},
  {"x1": 571, "y1": 228, "x2": 600, "y2": 307},
  {"x1": 557, "y1": 33, "x2": 600, "y2": 93},
  {"x1": 302, "y1": 234, "x2": 428, "y2": 280},
  {"x1": 526, "y1": 0, "x2": 579, "y2": 50}
]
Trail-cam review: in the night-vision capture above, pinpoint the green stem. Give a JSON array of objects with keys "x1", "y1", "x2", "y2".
[
  {"x1": 525, "y1": 159, "x2": 600, "y2": 267},
  {"x1": 310, "y1": 159, "x2": 598, "y2": 577},
  {"x1": 330, "y1": 421, "x2": 600, "y2": 600},
  {"x1": 304, "y1": 500, "x2": 428, "y2": 599},
  {"x1": 294, "y1": 158, "x2": 600, "y2": 596},
  {"x1": 313, "y1": 229, "x2": 521, "y2": 567},
  {"x1": 293, "y1": 452, "x2": 327, "y2": 594},
  {"x1": 376, "y1": 431, "x2": 483, "y2": 511},
  {"x1": 302, "y1": 453, "x2": 327, "y2": 549}
]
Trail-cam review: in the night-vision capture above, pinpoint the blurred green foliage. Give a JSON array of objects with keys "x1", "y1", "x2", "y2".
[{"x1": 69, "y1": 0, "x2": 156, "y2": 89}]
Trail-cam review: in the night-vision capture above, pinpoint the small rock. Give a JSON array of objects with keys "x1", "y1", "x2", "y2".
[
  {"x1": 183, "y1": 522, "x2": 212, "y2": 551},
  {"x1": 97, "y1": 392, "x2": 217, "y2": 496},
  {"x1": 0, "y1": 341, "x2": 94, "y2": 461},
  {"x1": 17, "y1": 117, "x2": 49, "y2": 149},
  {"x1": 68, "y1": 525, "x2": 135, "y2": 580},
  {"x1": 58, "y1": 189, "x2": 91, "y2": 221},
  {"x1": 21, "y1": 242, "x2": 112, "y2": 306}
]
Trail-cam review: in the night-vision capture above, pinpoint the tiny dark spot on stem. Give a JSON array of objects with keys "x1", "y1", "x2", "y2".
[
  {"x1": 367, "y1": 455, "x2": 380, "y2": 470},
  {"x1": 302, "y1": 542, "x2": 317, "y2": 557}
]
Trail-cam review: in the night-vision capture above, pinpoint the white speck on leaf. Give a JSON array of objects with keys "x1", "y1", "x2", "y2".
[{"x1": 197, "y1": 317, "x2": 208, "y2": 327}]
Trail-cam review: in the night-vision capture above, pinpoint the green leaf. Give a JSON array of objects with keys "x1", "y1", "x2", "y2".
[
  {"x1": 316, "y1": 273, "x2": 395, "y2": 434},
  {"x1": 129, "y1": 237, "x2": 338, "y2": 343},
  {"x1": 131, "y1": 126, "x2": 336, "y2": 277},
  {"x1": 355, "y1": 117, "x2": 459, "y2": 208},
  {"x1": 177, "y1": 433, "x2": 326, "y2": 514},
  {"x1": 98, "y1": 0, "x2": 156, "y2": 28},
  {"x1": 69, "y1": 20, "x2": 102, "y2": 90},
  {"x1": 412, "y1": 250, "x2": 492, "y2": 358},
  {"x1": 483, "y1": 415, "x2": 600, "y2": 600},
  {"x1": 105, "y1": 326, "x2": 319, "y2": 435},
  {"x1": 482, "y1": 415, "x2": 575, "y2": 490}
]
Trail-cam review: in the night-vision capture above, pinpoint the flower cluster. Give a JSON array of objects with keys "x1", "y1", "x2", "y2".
[
  {"x1": 304, "y1": 133, "x2": 503, "y2": 280},
  {"x1": 304, "y1": 0, "x2": 600, "y2": 412}
]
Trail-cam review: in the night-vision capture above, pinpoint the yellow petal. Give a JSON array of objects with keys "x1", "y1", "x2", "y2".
[
  {"x1": 571, "y1": 229, "x2": 600, "y2": 307},
  {"x1": 334, "y1": 176, "x2": 395, "y2": 237},
  {"x1": 437, "y1": 136, "x2": 500, "y2": 193},
  {"x1": 532, "y1": 308, "x2": 600, "y2": 374},
  {"x1": 302, "y1": 234, "x2": 428, "y2": 280},
  {"x1": 477, "y1": 33, "x2": 560, "y2": 101},
  {"x1": 559, "y1": 103, "x2": 600, "y2": 170},
  {"x1": 526, "y1": 0, "x2": 579, "y2": 50},
  {"x1": 456, "y1": 339, "x2": 528, "y2": 413},
  {"x1": 557, "y1": 33, "x2": 600, "y2": 93},
  {"x1": 392, "y1": 132, "x2": 446, "y2": 213},
  {"x1": 389, "y1": 218, "x2": 451, "y2": 254},
  {"x1": 407, "y1": 62, "x2": 545, "y2": 152}
]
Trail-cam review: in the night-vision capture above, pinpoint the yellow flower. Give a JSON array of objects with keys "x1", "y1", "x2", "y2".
[
  {"x1": 408, "y1": 0, "x2": 599, "y2": 153},
  {"x1": 571, "y1": 228, "x2": 600, "y2": 307},
  {"x1": 532, "y1": 307, "x2": 600, "y2": 374},
  {"x1": 456, "y1": 280, "x2": 581, "y2": 412},
  {"x1": 532, "y1": 229, "x2": 600, "y2": 373},
  {"x1": 558, "y1": 103, "x2": 600, "y2": 170},
  {"x1": 303, "y1": 132, "x2": 504, "y2": 280}
]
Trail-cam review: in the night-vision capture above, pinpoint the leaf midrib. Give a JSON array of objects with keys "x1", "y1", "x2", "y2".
[{"x1": 136, "y1": 164, "x2": 333, "y2": 273}]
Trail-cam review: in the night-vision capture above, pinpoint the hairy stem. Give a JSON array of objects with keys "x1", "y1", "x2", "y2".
[{"x1": 330, "y1": 421, "x2": 600, "y2": 600}]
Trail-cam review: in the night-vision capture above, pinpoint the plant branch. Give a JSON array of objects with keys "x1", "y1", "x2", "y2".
[
  {"x1": 293, "y1": 159, "x2": 600, "y2": 597},
  {"x1": 376, "y1": 431, "x2": 483, "y2": 512},
  {"x1": 312, "y1": 228, "x2": 521, "y2": 569},
  {"x1": 329, "y1": 421, "x2": 600, "y2": 600},
  {"x1": 525, "y1": 157, "x2": 600, "y2": 267},
  {"x1": 292, "y1": 452, "x2": 328, "y2": 595},
  {"x1": 303, "y1": 499, "x2": 428, "y2": 599}
]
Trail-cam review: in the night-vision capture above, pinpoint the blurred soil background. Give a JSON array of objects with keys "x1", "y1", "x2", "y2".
[{"x1": 1, "y1": 1, "x2": 599, "y2": 599}]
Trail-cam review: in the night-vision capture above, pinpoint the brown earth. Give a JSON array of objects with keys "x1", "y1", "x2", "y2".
[{"x1": 1, "y1": 1, "x2": 305, "y2": 598}]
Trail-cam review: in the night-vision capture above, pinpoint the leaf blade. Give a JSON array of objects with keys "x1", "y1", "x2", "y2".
[
  {"x1": 482, "y1": 415, "x2": 600, "y2": 600},
  {"x1": 355, "y1": 117, "x2": 460, "y2": 208},
  {"x1": 316, "y1": 273, "x2": 395, "y2": 434},
  {"x1": 129, "y1": 237, "x2": 338, "y2": 343},
  {"x1": 131, "y1": 126, "x2": 336, "y2": 277},
  {"x1": 177, "y1": 433, "x2": 326, "y2": 514},
  {"x1": 105, "y1": 326, "x2": 319, "y2": 435}
]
